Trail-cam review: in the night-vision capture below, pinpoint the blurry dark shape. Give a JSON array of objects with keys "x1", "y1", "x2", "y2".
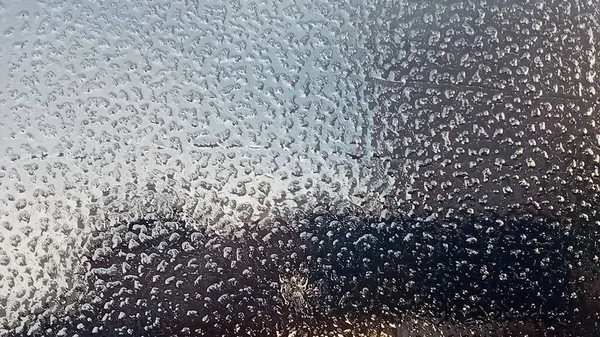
[{"x1": 9, "y1": 210, "x2": 599, "y2": 336}]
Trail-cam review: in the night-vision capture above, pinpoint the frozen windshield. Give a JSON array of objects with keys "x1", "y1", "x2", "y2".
[{"x1": 0, "y1": 0, "x2": 599, "y2": 336}]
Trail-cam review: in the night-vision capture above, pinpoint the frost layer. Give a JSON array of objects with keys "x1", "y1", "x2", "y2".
[{"x1": 0, "y1": 0, "x2": 379, "y2": 328}]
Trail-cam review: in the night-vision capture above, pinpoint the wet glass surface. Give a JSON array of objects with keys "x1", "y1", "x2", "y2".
[{"x1": 0, "y1": 0, "x2": 599, "y2": 336}]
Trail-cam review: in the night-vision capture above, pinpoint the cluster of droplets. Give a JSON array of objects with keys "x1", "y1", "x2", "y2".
[
  {"x1": 5, "y1": 211, "x2": 587, "y2": 336},
  {"x1": 1, "y1": 0, "x2": 600, "y2": 335},
  {"x1": 364, "y1": 0, "x2": 600, "y2": 223},
  {"x1": 0, "y1": 0, "x2": 384, "y2": 328}
]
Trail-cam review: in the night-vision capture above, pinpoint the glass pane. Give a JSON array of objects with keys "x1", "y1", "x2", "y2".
[{"x1": 0, "y1": 0, "x2": 598, "y2": 336}]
